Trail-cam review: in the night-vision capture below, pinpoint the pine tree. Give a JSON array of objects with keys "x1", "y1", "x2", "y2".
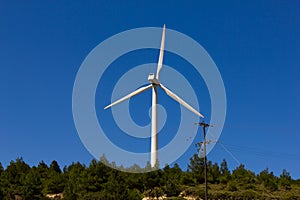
[
  {"x1": 188, "y1": 154, "x2": 204, "y2": 184},
  {"x1": 257, "y1": 168, "x2": 278, "y2": 191},
  {"x1": 219, "y1": 159, "x2": 230, "y2": 184},
  {"x1": 279, "y1": 169, "x2": 292, "y2": 190}
]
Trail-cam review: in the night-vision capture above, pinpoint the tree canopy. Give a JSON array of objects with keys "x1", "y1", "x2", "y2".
[{"x1": 0, "y1": 156, "x2": 299, "y2": 200}]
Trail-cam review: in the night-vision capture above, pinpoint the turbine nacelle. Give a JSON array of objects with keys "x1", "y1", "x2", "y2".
[{"x1": 148, "y1": 73, "x2": 160, "y2": 85}]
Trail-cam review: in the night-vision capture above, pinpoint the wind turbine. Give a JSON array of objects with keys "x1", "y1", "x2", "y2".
[{"x1": 104, "y1": 24, "x2": 204, "y2": 167}]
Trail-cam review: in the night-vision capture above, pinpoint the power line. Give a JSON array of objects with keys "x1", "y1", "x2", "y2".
[
  {"x1": 216, "y1": 142, "x2": 241, "y2": 165},
  {"x1": 217, "y1": 142, "x2": 300, "y2": 161}
]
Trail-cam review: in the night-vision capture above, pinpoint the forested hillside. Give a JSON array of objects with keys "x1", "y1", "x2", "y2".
[{"x1": 0, "y1": 155, "x2": 299, "y2": 200}]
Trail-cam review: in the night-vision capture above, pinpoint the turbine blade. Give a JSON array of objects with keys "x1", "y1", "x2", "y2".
[
  {"x1": 156, "y1": 24, "x2": 166, "y2": 80},
  {"x1": 159, "y1": 84, "x2": 204, "y2": 118},
  {"x1": 104, "y1": 84, "x2": 152, "y2": 109}
]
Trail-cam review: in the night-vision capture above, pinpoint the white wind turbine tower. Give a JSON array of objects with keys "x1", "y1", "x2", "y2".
[{"x1": 104, "y1": 24, "x2": 204, "y2": 167}]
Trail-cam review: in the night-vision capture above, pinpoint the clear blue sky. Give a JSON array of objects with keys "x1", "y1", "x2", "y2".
[{"x1": 0, "y1": 1, "x2": 299, "y2": 178}]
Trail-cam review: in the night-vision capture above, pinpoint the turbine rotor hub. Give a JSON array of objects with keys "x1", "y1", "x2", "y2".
[{"x1": 148, "y1": 73, "x2": 160, "y2": 85}]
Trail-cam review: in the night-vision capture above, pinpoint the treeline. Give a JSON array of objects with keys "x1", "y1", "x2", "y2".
[{"x1": 0, "y1": 155, "x2": 299, "y2": 200}]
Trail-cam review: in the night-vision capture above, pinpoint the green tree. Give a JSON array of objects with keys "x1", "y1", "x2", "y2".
[
  {"x1": 0, "y1": 162, "x2": 3, "y2": 174},
  {"x1": 81, "y1": 159, "x2": 110, "y2": 193},
  {"x1": 257, "y1": 168, "x2": 278, "y2": 191},
  {"x1": 20, "y1": 168, "x2": 44, "y2": 199},
  {"x1": 0, "y1": 161, "x2": 3, "y2": 198},
  {"x1": 125, "y1": 163, "x2": 144, "y2": 173},
  {"x1": 50, "y1": 160, "x2": 62, "y2": 174},
  {"x1": 180, "y1": 171, "x2": 195, "y2": 186},
  {"x1": 144, "y1": 161, "x2": 152, "y2": 172},
  {"x1": 100, "y1": 170, "x2": 131, "y2": 200},
  {"x1": 43, "y1": 170, "x2": 65, "y2": 194},
  {"x1": 279, "y1": 169, "x2": 292, "y2": 190},
  {"x1": 188, "y1": 154, "x2": 204, "y2": 184},
  {"x1": 0, "y1": 162, "x2": 4, "y2": 199},
  {"x1": 207, "y1": 161, "x2": 220, "y2": 184},
  {"x1": 232, "y1": 164, "x2": 256, "y2": 186},
  {"x1": 42, "y1": 160, "x2": 65, "y2": 194},
  {"x1": 143, "y1": 169, "x2": 163, "y2": 190},
  {"x1": 125, "y1": 172, "x2": 145, "y2": 192},
  {"x1": 37, "y1": 161, "x2": 49, "y2": 179},
  {"x1": 257, "y1": 168, "x2": 277, "y2": 191},
  {"x1": 63, "y1": 162, "x2": 86, "y2": 200},
  {"x1": 162, "y1": 164, "x2": 182, "y2": 197},
  {"x1": 219, "y1": 159, "x2": 230, "y2": 184},
  {"x1": 0, "y1": 188, "x2": 3, "y2": 200},
  {"x1": 0, "y1": 158, "x2": 30, "y2": 199},
  {"x1": 99, "y1": 154, "x2": 110, "y2": 167},
  {"x1": 220, "y1": 159, "x2": 230, "y2": 175}
]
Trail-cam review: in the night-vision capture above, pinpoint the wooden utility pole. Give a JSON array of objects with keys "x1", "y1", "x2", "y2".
[{"x1": 196, "y1": 121, "x2": 211, "y2": 200}]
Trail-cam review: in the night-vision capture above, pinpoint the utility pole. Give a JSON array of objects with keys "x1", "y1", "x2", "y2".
[{"x1": 196, "y1": 121, "x2": 211, "y2": 200}]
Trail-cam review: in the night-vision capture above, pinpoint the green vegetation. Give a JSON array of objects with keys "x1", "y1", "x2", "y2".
[{"x1": 0, "y1": 156, "x2": 299, "y2": 200}]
